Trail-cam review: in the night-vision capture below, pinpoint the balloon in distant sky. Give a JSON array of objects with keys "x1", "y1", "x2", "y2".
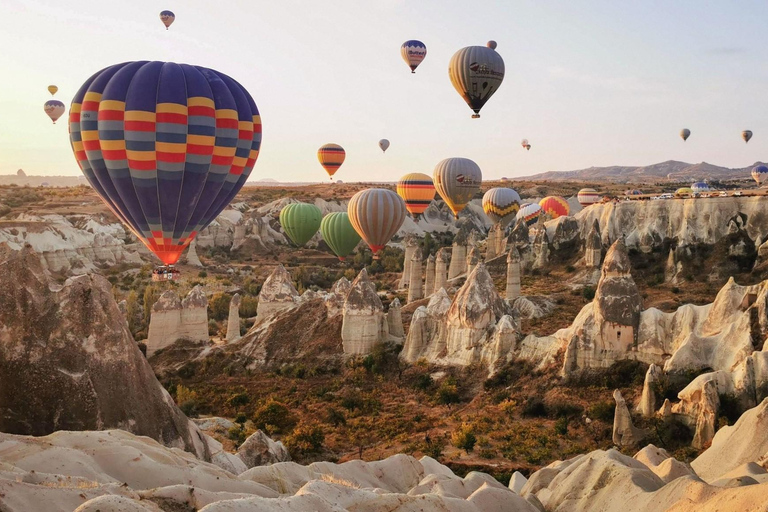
[
  {"x1": 68, "y1": 61, "x2": 261, "y2": 266},
  {"x1": 482, "y1": 187, "x2": 521, "y2": 227},
  {"x1": 47, "y1": 85, "x2": 58, "y2": 96},
  {"x1": 44, "y1": 100, "x2": 65, "y2": 123},
  {"x1": 486, "y1": 40, "x2": 497, "y2": 50},
  {"x1": 317, "y1": 143, "x2": 345, "y2": 180},
  {"x1": 680, "y1": 128, "x2": 691, "y2": 141},
  {"x1": 752, "y1": 165, "x2": 768, "y2": 185},
  {"x1": 577, "y1": 188, "x2": 601, "y2": 207},
  {"x1": 280, "y1": 202, "x2": 322, "y2": 247},
  {"x1": 516, "y1": 202, "x2": 542, "y2": 226},
  {"x1": 320, "y1": 212, "x2": 361, "y2": 261},
  {"x1": 433, "y1": 157, "x2": 482, "y2": 218},
  {"x1": 401, "y1": 40, "x2": 427, "y2": 73},
  {"x1": 539, "y1": 196, "x2": 570, "y2": 219},
  {"x1": 160, "y1": 10, "x2": 175, "y2": 29},
  {"x1": 448, "y1": 44, "x2": 505, "y2": 118},
  {"x1": 742, "y1": 130, "x2": 753, "y2": 143},
  {"x1": 347, "y1": 188, "x2": 406, "y2": 259},
  {"x1": 397, "y1": 172, "x2": 435, "y2": 218},
  {"x1": 378, "y1": 139, "x2": 390, "y2": 153}
]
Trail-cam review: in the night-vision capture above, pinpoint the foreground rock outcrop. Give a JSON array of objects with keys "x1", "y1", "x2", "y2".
[
  {"x1": 146, "y1": 286, "x2": 209, "y2": 357},
  {"x1": 0, "y1": 245, "x2": 209, "y2": 460},
  {"x1": 256, "y1": 264, "x2": 299, "y2": 320},
  {"x1": 341, "y1": 269, "x2": 389, "y2": 355}
]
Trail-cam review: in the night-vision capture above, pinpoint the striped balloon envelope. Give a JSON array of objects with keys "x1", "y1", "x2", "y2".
[
  {"x1": 159, "y1": 10, "x2": 175, "y2": 29},
  {"x1": 577, "y1": 188, "x2": 601, "y2": 207},
  {"x1": 320, "y1": 212, "x2": 361, "y2": 261},
  {"x1": 401, "y1": 40, "x2": 427, "y2": 73},
  {"x1": 396, "y1": 172, "x2": 435, "y2": 218},
  {"x1": 515, "y1": 202, "x2": 542, "y2": 226},
  {"x1": 538, "y1": 196, "x2": 570, "y2": 219},
  {"x1": 347, "y1": 188, "x2": 406, "y2": 259},
  {"x1": 482, "y1": 187, "x2": 520, "y2": 227},
  {"x1": 68, "y1": 61, "x2": 261, "y2": 266},
  {"x1": 691, "y1": 182, "x2": 710, "y2": 193},
  {"x1": 44, "y1": 100, "x2": 65, "y2": 123},
  {"x1": 752, "y1": 165, "x2": 768, "y2": 185},
  {"x1": 318, "y1": 143, "x2": 345, "y2": 179}
]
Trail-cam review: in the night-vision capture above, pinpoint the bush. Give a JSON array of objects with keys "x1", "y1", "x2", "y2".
[
  {"x1": 198, "y1": 271, "x2": 208, "y2": 278},
  {"x1": 175, "y1": 385, "x2": 199, "y2": 417},
  {"x1": 451, "y1": 424, "x2": 477, "y2": 454},
  {"x1": 484, "y1": 359, "x2": 534, "y2": 390},
  {"x1": 253, "y1": 399, "x2": 298, "y2": 434},
  {"x1": 588, "y1": 401, "x2": 615, "y2": 422},
  {"x1": 421, "y1": 437, "x2": 444, "y2": 460},
  {"x1": 226, "y1": 392, "x2": 250, "y2": 408},
  {"x1": 565, "y1": 265, "x2": 576, "y2": 273},
  {"x1": 547, "y1": 401, "x2": 583, "y2": 419},
  {"x1": 554, "y1": 417, "x2": 569, "y2": 436},
  {"x1": 435, "y1": 378, "x2": 461, "y2": 405},
  {"x1": 325, "y1": 407, "x2": 346, "y2": 426},
  {"x1": 414, "y1": 373, "x2": 434, "y2": 391},
  {"x1": 521, "y1": 396, "x2": 548, "y2": 418},
  {"x1": 208, "y1": 293, "x2": 231, "y2": 321},
  {"x1": 582, "y1": 286, "x2": 596, "y2": 300},
  {"x1": 239, "y1": 295, "x2": 259, "y2": 318},
  {"x1": 718, "y1": 393, "x2": 742, "y2": 426},
  {"x1": 284, "y1": 422, "x2": 325, "y2": 458}
]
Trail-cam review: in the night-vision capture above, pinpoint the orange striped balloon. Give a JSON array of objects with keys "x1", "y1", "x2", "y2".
[
  {"x1": 318, "y1": 143, "x2": 345, "y2": 179},
  {"x1": 538, "y1": 196, "x2": 570, "y2": 219},
  {"x1": 347, "y1": 188, "x2": 406, "y2": 259},
  {"x1": 397, "y1": 173, "x2": 435, "y2": 218}
]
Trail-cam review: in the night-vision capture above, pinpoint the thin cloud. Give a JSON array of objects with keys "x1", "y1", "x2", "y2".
[{"x1": 706, "y1": 47, "x2": 748, "y2": 55}]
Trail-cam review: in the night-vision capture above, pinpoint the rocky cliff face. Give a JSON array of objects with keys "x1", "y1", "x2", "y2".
[
  {"x1": 146, "y1": 286, "x2": 209, "y2": 357},
  {"x1": 0, "y1": 245, "x2": 209, "y2": 460},
  {"x1": 341, "y1": 269, "x2": 389, "y2": 355},
  {"x1": 256, "y1": 264, "x2": 299, "y2": 320}
]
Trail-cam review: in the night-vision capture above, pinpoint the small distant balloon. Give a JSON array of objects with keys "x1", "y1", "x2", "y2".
[
  {"x1": 44, "y1": 100, "x2": 65, "y2": 124},
  {"x1": 401, "y1": 40, "x2": 427, "y2": 73},
  {"x1": 379, "y1": 139, "x2": 390, "y2": 153},
  {"x1": 160, "y1": 10, "x2": 175, "y2": 29},
  {"x1": 486, "y1": 40, "x2": 497, "y2": 50},
  {"x1": 448, "y1": 44, "x2": 505, "y2": 118},
  {"x1": 742, "y1": 130, "x2": 753, "y2": 143},
  {"x1": 318, "y1": 144, "x2": 345, "y2": 180},
  {"x1": 680, "y1": 128, "x2": 691, "y2": 141},
  {"x1": 521, "y1": 139, "x2": 531, "y2": 150},
  {"x1": 752, "y1": 165, "x2": 768, "y2": 186},
  {"x1": 47, "y1": 85, "x2": 58, "y2": 96}
]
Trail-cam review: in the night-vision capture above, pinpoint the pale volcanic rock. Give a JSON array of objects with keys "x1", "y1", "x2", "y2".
[
  {"x1": 532, "y1": 227, "x2": 550, "y2": 270},
  {"x1": 236, "y1": 430, "x2": 291, "y2": 469},
  {"x1": 633, "y1": 445, "x2": 693, "y2": 483},
  {"x1": 448, "y1": 242, "x2": 467, "y2": 279},
  {"x1": 184, "y1": 239, "x2": 204, "y2": 267},
  {"x1": 466, "y1": 246, "x2": 481, "y2": 277},
  {"x1": 407, "y1": 247, "x2": 424, "y2": 303},
  {"x1": 0, "y1": 246, "x2": 210, "y2": 459},
  {"x1": 341, "y1": 269, "x2": 388, "y2": 355},
  {"x1": 691, "y1": 398, "x2": 768, "y2": 482},
  {"x1": 434, "y1": 248, "x2": 450, "y2": 293},
  {"x1": 399, "y1": 233, "x2": 419, "y2": 288},
  {"x1": 387, "y1": 298, "x2": 405, "y2": 341},
  {"x1": 506, "y1": 247, "x2": 521, "y2": 300},
  {"x1": 508, "y1": 219, "x2": 530, "y2": 249},
  {"x1": 509, "y1": 471, "x2": 528, "y2": 494},
  {"x1": 485, "y1": 224, "x2": 507, "y2": 260},
  {"x1": 584, "y1": 219, "x2": 603, "y2": 268},
  {"x1": 146, "y1": 285, "x2": 210, "y2": 357},
  {"x1": 424, "y1": 254, "x2": 436, "y2": 297},
  {"x1": 227, "y1": 293, "x2": 242, "y2": 343},
  {"x1": 638, "y1": 364, "x2": 661, "y2": 418},
  {"x1": 544, "y1": 215, "x2": 580, "y2": 251},
  {"x1": 400, "y1": 288, "x2": 451, "y2": 363},
  {"x1": 326, "y1": 276, "x2": 351, "y2": 317},
  {"x1": 612, "y1": 390, "x2": 646, "y2": 447},
  {"x1": 256, "y1": 264, "x2": 299, "y2": 320}
]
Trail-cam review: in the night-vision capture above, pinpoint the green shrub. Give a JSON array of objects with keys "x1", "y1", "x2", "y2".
[
  {"x1": 554, "y1": 417, "x2": 569, "y2": 436},
  {"x1": 521, "y1": 396, "x2": 547, "y2": 418},
  {"x1": 588, "y1": 401, "x2": 615, "y2": 422},
  {"x1": 435, "y1": 378, "x2": 460, "y2": 405},
  {"x1": 198, "y1": 271, "x2": 208, "y2": 278},
  {"x1": 414, "y1": 373, "x2": 434, "y2": 391},
  {"x1": 208, "y1": 293, "x2": 231, "y2": 321},
  {"x1": 582, "y1": 286, "x2": 596, "y2": 300},
  {"x1": 451, "y1": 424, "x2": 477, "y2": 454},
  {"x1": 284, "y1": 422, "x2": 325, "y2": 458},
  {"x1": 252, "y1": 399, "x2": 298, "y2": 434},
  {"x1": 226, "y1": 392, "x2": 250, "y2": 408}
]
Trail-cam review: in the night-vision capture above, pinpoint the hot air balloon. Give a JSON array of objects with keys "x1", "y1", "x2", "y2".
[
  {"x1": 379, "y1": 139, "x2": 390, "y2": 153},
  {"x1": 482, "y1": 187, "x2": 521, "y2": 227},
  {"x1": 448, "y1": 44, "x2": 505, "y2": 118},
  {"x1": 515, "y1": 202, "x2": 542, "y2": 226},
  {"x1": 68, "y1": 61, "x2": 261, "y2": 275},
  {"x1": 521, "y1": 139, "x2": 528, "y2": 149},
  {"x1": 676, "y1": 187, "x2": 693, "y2": 196},
  {"x1": 318, "y1": 143, "x2": 345, "y2": 179},
  {"x1": 433, "y1": 157, "x2": 482, "y2": 218},
  {"x1": 347, "y1": 188, "x2": 406, "y2": 259},
  {"x1": 742, "y1": 130, "x2": 753, "y2": 143},
  {"x1": 160, "y1": 10, "x2": 175, "y2": 29},
  {"x1": 486, "y1": 40, "x2": 497, "y2": 50},
  {"x1": 397, "y1": 172, "x2": 435, "y2": 219},
  {"x1": 48, "y1": 85, "x2": 58, "y2": 96},
  {"x1": 752, "y1": 165, "x2": 768, "y2": 186},
  {"x1": 577, "y1": 188, "x2": 601, "y2": 207},
  {"x1": 279, "y1": 203, "x2": 322, "y2": 247},
  {"x1": 680, "y1": 129, "x2": 691, "y2": 141},
  {"x1": 401, "y1": 40, "x2": 427, "y2": 73},
  {"x1": 539, "y1": 196, "x2": 569, "y2": 219},
  {"x1": 624, "y1": 189, "x2": 642, "y2": 196},
  {"x1": 691, "y1": 182, "x2": 710, "y2": 194},
  {"x1": 44, "y1": 100, "x2": 65, "y2": 124},
  {"x1": 320, "y1": 212, "x2": 361, "y2": 261}
]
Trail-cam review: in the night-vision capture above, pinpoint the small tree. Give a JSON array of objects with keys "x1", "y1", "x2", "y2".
[
  {"x1": 451, "y1": 424, "x2": 477, "y2": 454},
  {"x1": 142, "y1": 285, "x2": 161, "y2": 326},
  {"x1": 208, "y1": 293, "x2": 230, "y2": 321}
]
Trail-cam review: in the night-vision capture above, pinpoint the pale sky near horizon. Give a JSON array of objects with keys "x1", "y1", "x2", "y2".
[{"x1": 2, "y1": 0, "x2": 768, "y2": 181}]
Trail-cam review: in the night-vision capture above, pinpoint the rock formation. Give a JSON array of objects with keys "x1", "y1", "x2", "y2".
[
  {"x1": 236, "y1": 430, "x2": 291, "y2": 468},
  {"x1": 584, "y1": 219, "x2": 602, "y2": 268},
  {"x1": 532, "y1": 226, "x2": 550, "y2": 270},
  {"x1": 506, "y1": 247, "x2": 521, "y2": 300},
  {"x1": 545, "y1": 215, "x2": 580, "y2": 251},
  {"x1": 256, "y1": 264, "x2": 299, "y2": 320},
  {"x1": 398, "y1": 234, "x2": 419, "y2": 288},
  {"x1": 485, "y1": 224, "x2": 507, "y2": 260},
  {"x1": 387, "y1": 298, "x2": 405, "y2": 340},
  {"x1": 0, "y1": 246, "x2": 209, "y2": 460},
  {"x1": 638, "y1": 364, "x2": 661, "y2": 418},
  {"x1": 448, "y1": 242, "x2": 467, "y2": 279},
  {"x1": 184, "y1": 240, "x2": 203, "y2": 267},
  {"x1": 434, "y1": 247, "x2": 450, "y2": 293},
  {"x1": 326, "y1": 276, "x2": 351, "y2": 317},
  {"x1": 402, "y1": 264, "x2": 517, "y2": 370},
  {"x1": 341, "y1": 269, "x2": 389, "y2": 355},
  {"x1": 227, "y1": 293, "x2": 241, "y2": 342},
  {"x1": 407, "y1": 247, "x2": 423, "y2": 303},
  {"x1": 509, "y1": 219, "x2": 530, "y2": 249},
  {"x1": 466, "y1": 246, "x2": 480, "y2": 276},
  {"x1": 612, "y1": 389, "x2": 646, "y2": 447},
  {"x1": 146, "y1": 286, "x2": 209, "y2": 357},
  {"x1": 424, "y1": 254, "x2": 436, "y2": 297}
]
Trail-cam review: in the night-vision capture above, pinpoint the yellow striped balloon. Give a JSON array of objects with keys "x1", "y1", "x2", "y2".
[
  {"x1": 433, "y1": 157, "x2": 482, "y2": 218},
  {"x1": 318, "y1": 143, "x2": 345, "y2": 179},
  {"x1": 347, "y1": 188, "x2": 406, "y2": 259},
  {"x1": 577, "y1": 188, "x2": 601, "y2": 207},
  {"x1": 482, "y1": 187, "x2": 520, "y2": 227},
  {"x1": 397, "y1": 173, "x2": 435, "y2": 218},
  {"x1": 538, "y1": 196, "x2": 570, "y2": 219}
]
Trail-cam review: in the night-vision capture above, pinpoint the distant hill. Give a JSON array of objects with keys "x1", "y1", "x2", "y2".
[{"x1": 517, "y1": 160, "x2": 765, "y2": 183}]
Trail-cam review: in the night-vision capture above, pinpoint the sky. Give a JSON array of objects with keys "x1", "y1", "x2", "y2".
[{"x1": 2, "y1": 0, "x2": 768, "y2": 181}]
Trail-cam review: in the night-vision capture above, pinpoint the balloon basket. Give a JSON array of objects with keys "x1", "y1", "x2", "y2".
[
  {"x1": 152, "y1": 266, "x2": 180, "y2": 282},
  {"x1": 471, "y1": 114, "x2": 480, "y2": 119}
]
